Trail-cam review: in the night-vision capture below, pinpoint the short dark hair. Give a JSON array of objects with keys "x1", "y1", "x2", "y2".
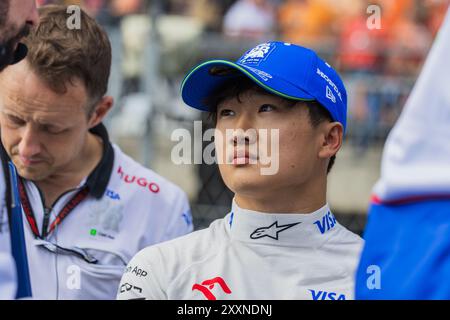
[
  {"x1": 23, "y1": 5, "x2": 111, "y2": 112},
  {"x1": 204, "y1": 76, "x2": 336, "y2": 173}
]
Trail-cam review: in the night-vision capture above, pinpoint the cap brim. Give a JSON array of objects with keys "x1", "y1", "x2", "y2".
[{"x1": 181, "y1": 60, "x2": 315, "y2": 111}]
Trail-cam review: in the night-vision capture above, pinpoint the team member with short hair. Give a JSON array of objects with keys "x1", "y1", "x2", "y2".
[
  {"x1": 0, "y1": 5, "x2": 193, "y2": 299},
  {"x1": 118, "y1": 42, "x2": 363, "y2": 300},
  {"x1": 0, "y1": 0, "x2": 39, "y2": 300}
]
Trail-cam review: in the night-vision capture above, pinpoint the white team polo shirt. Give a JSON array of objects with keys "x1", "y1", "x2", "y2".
[
  {"x1": 3, "y1": 124, "x2": 193, "y2": 299},
  {"x1": 117, "y1": 200, "x2": 363, "y2": 300}
]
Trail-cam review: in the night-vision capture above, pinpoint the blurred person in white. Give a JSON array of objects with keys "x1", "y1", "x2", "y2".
[
  {"x1": 223, "y1": 0, "x2": 276, "y2": 39},
  {"x1": 0, "y1": 5, "x2": 193, "y2": 299},
  {"x1": 356, "y1": 6, "x2": 450, "y2": 299},
  {"x1": 0, "y1": 0, "x2": 39, "y2": 300},
  {"x1": 118, "y1": 42, "x2": 363, "y2": 300}
]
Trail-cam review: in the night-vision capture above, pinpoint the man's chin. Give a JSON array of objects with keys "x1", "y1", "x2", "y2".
[
  {"x1": 15, "y1": 165, "x2": 50, "y2": 182},
  {"x1": 225, "y1": 174, "x2": 271, "y2": 196}
]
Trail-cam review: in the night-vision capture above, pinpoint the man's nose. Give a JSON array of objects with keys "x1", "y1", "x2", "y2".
[
  {"x1": 26, "y1": 1, "x2": 40, "y2": 28},
  {"x1": 230, "y1": 116, "x2": 258, "y2": 146},
  {"x1": 234, "y1": 113, "x2": 253, "y2": 131},
  {"x1": 232, "y1": 132, "x2": 252, "y2": 146},
  {"x1": 18, "y1": 125, "x2": 41, "y2": 158}
]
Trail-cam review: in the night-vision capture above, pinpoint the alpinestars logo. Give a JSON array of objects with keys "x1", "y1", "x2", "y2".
[{"x1": 250, "y1": 221, "x2": 301, "y2": 240}]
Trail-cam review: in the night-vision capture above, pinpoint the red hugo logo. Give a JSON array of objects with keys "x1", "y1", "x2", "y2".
[
  {"x1": 192, "y1": 277, "x2": 232, "y2": 300},
  {"x1": 117, "y1": 166, "x2": 160, "y2": 193}
]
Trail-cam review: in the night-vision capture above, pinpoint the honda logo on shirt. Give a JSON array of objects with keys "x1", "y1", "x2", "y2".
[{"x1": 192, "y1": 277, "x2": 232, "y2": 300}]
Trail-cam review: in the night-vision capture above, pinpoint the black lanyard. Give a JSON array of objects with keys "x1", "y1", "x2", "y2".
[{"x1": 18, "y1": 177, "x2": 89, "y2": 239}]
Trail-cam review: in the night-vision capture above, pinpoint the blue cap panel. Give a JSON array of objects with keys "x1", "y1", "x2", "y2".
[{"x1": 181, "y1": 41, "x2": 348, "y2": 131}]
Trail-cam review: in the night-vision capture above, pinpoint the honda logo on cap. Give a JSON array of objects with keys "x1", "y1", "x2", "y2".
[{"x1": 326, "y1": 86, "x2": 336, "y2": 103}]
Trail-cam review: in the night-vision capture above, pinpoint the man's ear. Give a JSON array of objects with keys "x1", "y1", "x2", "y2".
[
  {"x1": 318, "y1": 122, "x2": 343, "y2": 159},
  {"x1": 88, "y1": 96, "x2": 114, "y2": 128}
]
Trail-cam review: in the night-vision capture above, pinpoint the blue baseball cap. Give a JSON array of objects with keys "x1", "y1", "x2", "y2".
[{"x1": 181, "y1": 41, "x2": 348, "y2": 131}]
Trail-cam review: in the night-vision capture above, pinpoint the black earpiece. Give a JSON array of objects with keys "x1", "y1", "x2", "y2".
[
  {"x1": 0, "y1": 43, "x2": 9, "y2": 69},
  {"x1": 0, "y1": 42, "x2": 28, "y2": 70},
  {"x1": 11, "y1": 43, "x2": 28, "y2": 64}
]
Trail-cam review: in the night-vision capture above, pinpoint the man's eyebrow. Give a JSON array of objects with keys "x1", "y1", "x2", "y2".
[
  {"x1": 216, "y1": 98, "x2": 238, "y2": 109},
  {"x1": 267, "y1": 96, "x2": 298, "y2": 108},
  {"x1": 36, "y1": 119, "x2": 64, "y2": 128},
  {"x1": 1, "y1": 110, "x2": 64, "y2": 127},
  {"x1": 256, "y1": 97, "x2": 296, "y2": 108},
  {"x1": 1, "y1": 110, "x2": 23, "y2": 118}
]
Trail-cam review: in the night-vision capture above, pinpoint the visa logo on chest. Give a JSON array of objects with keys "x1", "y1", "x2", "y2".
[
  {"x1": 313, "y1": 211, "x2": 337, "y2": 234},
  {"x1": 309, "y1": 289, "x2": 346, "y2": 300},
  {"x1": 105, "y1": 189, "x2": 121, "y2": 200}
]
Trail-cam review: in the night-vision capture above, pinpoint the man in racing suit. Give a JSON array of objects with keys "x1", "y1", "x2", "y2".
[{"x1": 117, "y1": 42, "x2": 363, "y2": 300}]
